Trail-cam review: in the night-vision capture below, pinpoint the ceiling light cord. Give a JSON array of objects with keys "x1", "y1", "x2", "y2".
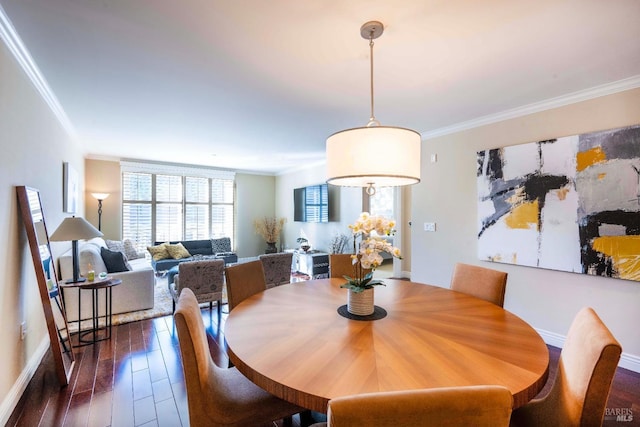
[{"x1": 367, "y1": 33, "x2": 380, "y2": 128}]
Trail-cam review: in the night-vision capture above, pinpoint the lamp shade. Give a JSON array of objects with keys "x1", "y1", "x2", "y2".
[
  {"x1": 91, "y1": 192, "x2": 110, "y2": 201},
  {"x1": 50, "y1": 216, "x2": 103, "y2": 242},
  {"x1": 326, "y1": 126, "x2": 421, "y2": 187}
]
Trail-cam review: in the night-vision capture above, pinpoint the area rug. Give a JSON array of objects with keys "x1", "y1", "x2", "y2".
[
  {"x1": 66, "y1": 278, "x2": 174, "y2": 333},
  {"x1": 66, "y1": 276, "x2": 229, "y2": 333},
  {"x1": 114, "y1": 276, "x2": 231, "y2": 325},
  {"x1": 112, "y1": 277, "x2": 173, "y2": 325},
  {"x1": 291, "y1": 271, "x2": 311, "y2": 281}
]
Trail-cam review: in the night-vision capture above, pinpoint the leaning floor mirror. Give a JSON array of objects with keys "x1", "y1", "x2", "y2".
[{"x1": 17, "y1": 186, "x2": 74, "y2": 386}]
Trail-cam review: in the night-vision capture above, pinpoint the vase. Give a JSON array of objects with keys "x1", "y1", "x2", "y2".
[
  {"x1": 347, "y1": 288, "x2": 374, "y2": 316},
  {"x1": 265, "y1": 241, "x2": 277, "y2": 254}
]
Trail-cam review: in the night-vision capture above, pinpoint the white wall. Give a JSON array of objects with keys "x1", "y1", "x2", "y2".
[
  {"x1": 412, "y1": 88, "x2": 640, "y2": 368},
  {"x1": 0, "y1": 40, "x2": 84, "y2": 420},
  {"x1": 235, "y1": 173, "x2": 277, "y2": 257},
  {"x1": 276, "y1": 164, "x2": 363, "y2": 253}
]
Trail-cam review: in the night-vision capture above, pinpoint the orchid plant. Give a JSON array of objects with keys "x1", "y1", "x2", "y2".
[{"x1": 340, "y1": 212, "x2": 402, "y2": 293}]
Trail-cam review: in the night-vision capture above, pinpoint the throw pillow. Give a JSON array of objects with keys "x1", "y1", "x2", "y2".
[
  {"x1": 100, "y1": 247, "x2": 131, "y2": 273},
  {"x1": 105, "y1": 239, "x2": 126, "y2": 256},
  {"x1": 124, "y1": 239, "x2": 144, "y2": 260},
  {"x1": 147, "y1": 243, "x2": 170, "y2": 261},
  {"x1": 166, "y1": 243, "x2": 191, "y2": 260},
  {"x1": 211, "y1": 237, "x2": 231, "y2": 253}
]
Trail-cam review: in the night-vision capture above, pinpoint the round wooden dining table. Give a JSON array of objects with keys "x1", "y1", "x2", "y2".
[{"x1": 224, "y1": 278, "x2": 549, "y2": 412}]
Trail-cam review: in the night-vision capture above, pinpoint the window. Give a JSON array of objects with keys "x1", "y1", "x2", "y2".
[
  {"x1": 122, "y1": 164, "x2": 235, "y2": 253},
  {"x1": 122, "y1": 172, "x2": 153, "y2": 252}
]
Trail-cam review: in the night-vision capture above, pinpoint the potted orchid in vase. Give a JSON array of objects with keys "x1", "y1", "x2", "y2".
[{"x1": 341, "y1": 212, "x2": 402, "y2": 315}]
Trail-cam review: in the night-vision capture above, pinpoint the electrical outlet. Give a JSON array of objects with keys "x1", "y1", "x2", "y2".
[
  {"x1": 424, "y1": 222, "x2": 436, "y2": 232},
  {"x1": 20, "y1": 321, "x2": 27, "y2": 340}
]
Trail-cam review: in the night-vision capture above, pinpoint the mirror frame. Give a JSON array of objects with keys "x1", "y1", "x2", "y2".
[{"x1": 17, "y1": 186, "x2": 74, "y2": 386}]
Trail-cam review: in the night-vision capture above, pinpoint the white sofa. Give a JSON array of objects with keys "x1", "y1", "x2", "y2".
[{"x1": 58, "y1": 238, "x2": 155, "y2": 322}]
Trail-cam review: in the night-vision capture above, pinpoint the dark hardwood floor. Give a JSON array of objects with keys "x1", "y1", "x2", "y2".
[{"x1": 8, "y1": 305, "x2": 640, "y2": 426}]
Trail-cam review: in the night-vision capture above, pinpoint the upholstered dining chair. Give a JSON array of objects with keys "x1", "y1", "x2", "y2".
[
  {"x1": 174, "y1": 288, "x2": 303, "y2": 427},
  {"x1": 309, "y1": 385, "x2": 513, "y2": 427},
  {"x1": 509, "y1": 307, "x2": 622, "y2": 427},
  {"x1": 225, "y1": 260, "x2": 267, "y2": 311},
  {"x1": 169, "y1": 259, "x2": 224, "y2": 318},
  {"x1": 329, "y1": 254, "x2": 371, "y2": 279},
  {"x1": 450, "y1": 262, "x2": 508, "y2": 307},
  {"x1": 259, "y1": 252, "x2": 293, "y2": 289}
]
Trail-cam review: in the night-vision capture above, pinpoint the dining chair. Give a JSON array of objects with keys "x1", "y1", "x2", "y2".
[
  {"x1": 174, "y1": 288, "x2": 303, "y2": 427},
  {"x1": 329, "y1": 254, "x2": 371, "y2": 279},
  {"x1": 309, "y1": 385, "x2": 513, "y2": 427},
  {"x1": 169, "y1": 259, "x2": 224, "y2": 318},
  {"x1": 450, "y1": 262, "x2": 508, "y2": 307},
  {"x1": 259, "y1": 252, "x2": 293, "y2": 288},
  {"x1": 509, "y1": 307, "x2": 622, "y2": 427},
  {"x1": 225, "y1": 260, "x2": 267, "y2": 311}
]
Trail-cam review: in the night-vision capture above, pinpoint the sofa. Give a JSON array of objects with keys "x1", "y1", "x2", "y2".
[
  {"x1": 149, "y1": 237, "x2": 238, "y2": 272},
  {"x1": 58, "y1": 237, "x2": 155, "y2": 321}
]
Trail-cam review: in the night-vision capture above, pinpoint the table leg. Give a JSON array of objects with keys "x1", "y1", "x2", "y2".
[
  {"x1": 92, "y1": 288, "x2": 98, "y2": 343},
  {"x1": 106, "y1": 286, "x2": 112, "y2": 340},
  {"x1": 77, "y1": 287, "x2": 82, "y2": 345}
]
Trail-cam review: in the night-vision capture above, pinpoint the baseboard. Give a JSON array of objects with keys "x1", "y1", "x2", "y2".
[
  {"x1": 0, "y1": 337, "x2": 49, "y2": 426},
  {"x1": 536, "y1": 327, "x2": 640, "y2": 373},
  {"x1": 535, "y1": 327, "x2": 566, "y2": 349}
]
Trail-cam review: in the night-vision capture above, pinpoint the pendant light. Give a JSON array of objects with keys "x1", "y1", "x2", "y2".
[{"x1": 326, "y1": 21, "x2": 421, "y2": 196}]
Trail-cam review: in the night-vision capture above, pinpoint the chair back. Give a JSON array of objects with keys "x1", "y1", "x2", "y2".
[
  {"x1": 176, "y1": 259, "x2": 224, "y2": 301},
  {"x1": 225, "y1": 260, "x2": 267, "y2": 311},
  {"x1": 326, "y1": 385, "x2": 513, "y2": 427},
  {"x1": 450, "y1": 262, "x2": 508, "y2": 307},
  {"x1": 173, "y1": 288, "x2": 218, "y2": 426},
  {"x1": 175, "y1": 288, "x2": 303, "y2": 426},
  {"x1": 511, "y1": 307, "x2": 622, "y2": 427},
  {"x1": 329, "y1": 254, "x2": 372, "y2": 279},
  {"x1": 259, "y1": 252, "x2": 293, "y2": 288}
]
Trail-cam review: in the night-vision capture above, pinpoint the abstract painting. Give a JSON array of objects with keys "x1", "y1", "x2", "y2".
[{"x1": 477, "y1": 124, "x2": 640, "y2": 282}]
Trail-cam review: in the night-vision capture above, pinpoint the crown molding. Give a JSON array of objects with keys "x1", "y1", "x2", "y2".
[
  {"x1": 0, "y1": 5, "x2": 76, "y2": 139},
  {"x1": 421, "y1": 75, "x2": 640, "y2": 140}
]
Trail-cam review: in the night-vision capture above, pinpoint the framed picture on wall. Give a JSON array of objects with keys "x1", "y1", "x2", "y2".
[
  {"x1": 477, "y1": 123, "x2": 640, "y2": 282},
  {"x1": 63, "y1": 162, "x2": 78, "y2": 213}
]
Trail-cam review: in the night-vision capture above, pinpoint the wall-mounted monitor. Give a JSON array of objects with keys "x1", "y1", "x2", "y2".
[{"x1": 294, "y1": 183, "x2": 331, "y2": 222}]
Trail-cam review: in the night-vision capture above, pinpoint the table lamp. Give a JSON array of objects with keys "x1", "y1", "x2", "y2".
[{"x1": 50, "y1": 216, "x2": 103, "y2": 283}]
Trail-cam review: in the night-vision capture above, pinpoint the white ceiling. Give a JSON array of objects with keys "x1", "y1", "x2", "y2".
[{"x1": 2, "y1": 0, "x2": 640, "y2": 174}]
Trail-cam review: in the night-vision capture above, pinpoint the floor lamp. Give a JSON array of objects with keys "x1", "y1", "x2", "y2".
[
  {"x1": 50, "y1": 216, "x2": 103, "y2": 283},
  {"x1": 91, "y1": 192, "x2": 109, "y2": 231}
]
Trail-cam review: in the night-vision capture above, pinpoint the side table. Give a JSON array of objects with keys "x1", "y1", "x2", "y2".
[
  {"x1": 294, "y1": 251, "x2": 329, "y2": 279},
  {"x1": 60, "y1": 277, "x2": 122, "y2": 346}
]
